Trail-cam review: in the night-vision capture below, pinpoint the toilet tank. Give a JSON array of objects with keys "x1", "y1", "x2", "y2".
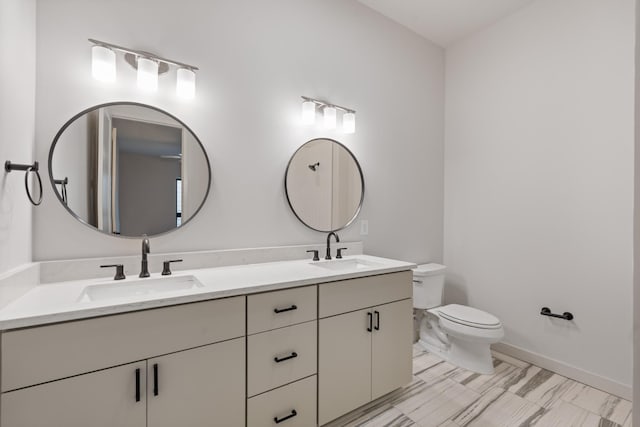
[{"x1": 412, "y1": 263, "x2": 446, "y2": 309}]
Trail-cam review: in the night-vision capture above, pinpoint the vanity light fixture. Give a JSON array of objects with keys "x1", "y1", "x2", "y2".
[
  {"x1": 176, "y1": 68, "x2": 196, "y2": 99},
  {"x1": 136, "y1": 57, "x2": 159, "y2": 91},
  {"x1": 300, "y1": 96, "x2": 356, "y2": 134},
  {"x1": 323, "y1": 106, "x2": 337, "y2": 130},
  {"x1": 88, "y1": 39, "x2": 199, "y2": 99},
  {"x1": 301, "y1": 100, "x2": 316, "y2": 125},
  {"x1": 91, "y1": 45, "x2": 116, "y2": 82},
  {"x1": 343, "y1": 112, "x2": 356, "y2": 134}
]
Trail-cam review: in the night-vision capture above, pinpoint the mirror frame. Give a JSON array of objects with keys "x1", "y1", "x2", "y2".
[
  {"x1": 47, "y1": 101, "x2": 212, "y2": 239},
  {"x1": 284, "y1": 138, "x2": 365, "y2": 233}
]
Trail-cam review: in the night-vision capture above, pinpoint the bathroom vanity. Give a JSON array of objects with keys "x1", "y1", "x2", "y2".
[
  {"x1": 2, "y1": 101, "x2": 416, "y2": 426},
  {"x1": 0, "y1": 255, "x2": 414, "y2": 427}
]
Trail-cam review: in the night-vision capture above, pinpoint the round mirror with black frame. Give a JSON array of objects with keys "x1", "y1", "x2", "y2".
[
  {"x1": 48, "y1": 102, "x2": 211, "y2": 238},
  {"x1": 285, "y1": 138, "x2": 364, "y2": 232}
]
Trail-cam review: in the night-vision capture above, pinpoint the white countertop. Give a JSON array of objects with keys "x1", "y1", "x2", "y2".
[{"x1": 0, "y1": 255, "x2": 415, "y2": 330}]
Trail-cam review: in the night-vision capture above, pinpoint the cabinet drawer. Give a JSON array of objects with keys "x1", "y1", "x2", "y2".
[
  {"x1": 248, "y1": 285, "x2": 317, "y2": 335},
  {"x1": 247, "y1": 320, "x2": 317, "y2": 397},
  {"x1": 247, "y1": 375, "x2": 317, "y2": 427},
  {"x1": 1, "y1": 296, "x2": 245, "y2": 392},
  {"x1": 319, "y1": 271, "x2": 412, "y2": 318}
]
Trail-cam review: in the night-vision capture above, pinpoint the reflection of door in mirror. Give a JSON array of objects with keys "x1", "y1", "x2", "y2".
[
  {"x1": 96, "y1": 108, "x2": 113, "y2": 234},
  {"x1": 111, "y1": 126, "x2": 119, "y2": 234},
  {"x1": 332, "y1": 146, "x2": 362, "y2": 228},
  {"x1": 181, "y1": 128, "x2": 208, "y2": 221},
  {"x1": 112, "y1": 117, "x2": 182, "y2": 236},
  {"x1": 287, "y1": 141, "x2": 333, "y2": 231}
]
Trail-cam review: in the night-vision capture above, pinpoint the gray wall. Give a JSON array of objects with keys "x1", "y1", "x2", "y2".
[
  {"x1": 445, "y1": 0, "x2": 634, "y2": 390},
  {"x1": 33, "y1": 0, "x2": 445, "y2": 264},
  {"x1": 0, "y1": 0, "x2": 36, "y2": 274}
]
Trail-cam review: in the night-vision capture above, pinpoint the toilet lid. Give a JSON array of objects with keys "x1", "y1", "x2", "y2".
[{"x1": 435, "y1": 304, "x2": 502, "y2": 329}]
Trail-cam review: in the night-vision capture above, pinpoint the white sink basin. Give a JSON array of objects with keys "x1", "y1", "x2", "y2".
[
  {"x1": 310, "y1": 258, "x2": 382, "y2": 271},
  {"x1": 78, "y1": 275, "x2": 204, "y2": 302}
]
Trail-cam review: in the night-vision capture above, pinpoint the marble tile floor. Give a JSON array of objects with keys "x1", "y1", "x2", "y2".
[{"x1": 326, "y1": 344, "x2": 632, "y2": 427}]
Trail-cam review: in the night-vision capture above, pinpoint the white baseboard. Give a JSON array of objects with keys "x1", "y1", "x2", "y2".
[{"x1": 492, "y1": 342, "x2": 631, "y2": 401}]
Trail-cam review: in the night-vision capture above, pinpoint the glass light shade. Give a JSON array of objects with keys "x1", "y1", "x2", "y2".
[
  {"x1": 137, "y1": 57, "x2": 159, "y2": 91},
  {"x1": 301, "y1": 101, "x2": 316, "y2": 125},
  {"x1": 323, "y1": 107, "x2": 337, "y2": 130},
  {"x1": 176, "y1": 68, "x2": 196, "y2": 99},
  {"x1": 91, "y1": 45, "x2": 116, "y2": 82},
  {"x1": 343, "y1": 112, "x2": 356, "y2": 134}
]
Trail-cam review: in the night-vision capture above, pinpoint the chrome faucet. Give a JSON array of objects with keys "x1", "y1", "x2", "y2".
[
  {"x1": 140, "y1": 236, "x2": 150, "y2": 278},
  {"x1": 325, "y1": 232, "x2": 340, "y2": 260}
]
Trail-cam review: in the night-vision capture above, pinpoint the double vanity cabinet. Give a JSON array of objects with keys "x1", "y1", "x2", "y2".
[{"x1": 0, "y1": 265, "x2": 412, "y2": 427}]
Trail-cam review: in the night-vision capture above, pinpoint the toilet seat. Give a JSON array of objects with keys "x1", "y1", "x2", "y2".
[{"x1": 432, "y1": 304, "x2": 502, "y2": 330}]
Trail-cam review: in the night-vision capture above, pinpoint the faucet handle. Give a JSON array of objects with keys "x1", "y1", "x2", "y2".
[
  {"x1": 162, "y1": 259, "x2": 183, "y2": 276},
  {"x1": 336, "y1": 248, "x2": 347, "y2": 259},
  {"x1": 101, "y1": 264, "x2": 126, "y2": 281},
  {"x1": 306, "y1": 250, "x2": 320, "y2": 261}
]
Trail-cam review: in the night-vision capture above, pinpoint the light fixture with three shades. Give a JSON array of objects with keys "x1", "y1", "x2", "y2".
[
  {"x1": 90, "y1": 39, "x2": 198, "y2": 99},
  {"x1": 301, "y1": 96, "x2": 356, "y2": 134}
]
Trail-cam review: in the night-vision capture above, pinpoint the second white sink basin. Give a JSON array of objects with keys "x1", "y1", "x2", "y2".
[
  {"x1": 78, "y1": 275, "x2": 204, "y2": 303},
  {"x1": 310, "y1": 258, "x2": 382, "y2": 271}
]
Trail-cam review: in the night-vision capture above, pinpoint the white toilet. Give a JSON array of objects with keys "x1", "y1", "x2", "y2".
[{"x1": 413, "y1": 264, "x2": 504, "y2": 375}]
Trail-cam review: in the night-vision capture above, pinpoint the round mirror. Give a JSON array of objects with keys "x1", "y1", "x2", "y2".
[
  {"x1": 285, "y1": 138, "x2": 364, "y2": 232},
  {"x1": 49, "y1": 102, "x2": 211, "y2": 238}
]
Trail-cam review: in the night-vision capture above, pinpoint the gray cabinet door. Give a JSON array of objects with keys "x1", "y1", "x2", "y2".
[
  {"x1": 1, "y1": 361, "x2": 146, "y2": 427},
  {"x1": 371, "y1": 299, "x2": 413, "y2": 400},
  {"x1": 147, "y1": 337, "x2": 245, "y2": 427},
  {"x1": 318, "y1": 308, "x2": 372, "y2": 425}
]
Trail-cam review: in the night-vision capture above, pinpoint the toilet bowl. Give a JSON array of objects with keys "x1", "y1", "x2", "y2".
[{"x1": 413, "y1": 264, "x2": 504, "y2": 375}]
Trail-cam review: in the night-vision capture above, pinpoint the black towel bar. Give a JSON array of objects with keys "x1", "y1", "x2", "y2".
[{"x1": 540, "y1": 307, "x2": 574, "y2": 321}]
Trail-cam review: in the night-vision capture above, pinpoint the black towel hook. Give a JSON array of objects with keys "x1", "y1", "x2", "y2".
[{"x1": 4, "y1": 161, "x2": 43, "y2": 206}]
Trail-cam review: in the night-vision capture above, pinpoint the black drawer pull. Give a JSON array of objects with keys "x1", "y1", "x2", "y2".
[
  {"x1": 135, "y1": 368, "x2": 141, "y2": 402},
  {"x1": 274, "y1": 352, "x2": 298, "y2": 363},
  {"x1": 374, "y1": 310, "x2": 380, "y2": 331},
  {"x1": 153, "y1": 363, "x2": 159, "y2": 396},
  {"x1": 367, "y1": 312, "x2": 373, "y2": 332},
  {"x1": 274, "y1": 409, "x2": 297, "y2": 424},
  {"x1": 274, "y1": 305, "x2": 297, "y2": 314}
]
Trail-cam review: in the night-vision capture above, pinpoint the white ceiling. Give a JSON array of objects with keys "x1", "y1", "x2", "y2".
[{"x1": 358, "y1": 0, "x2": 537, "y2": 46}]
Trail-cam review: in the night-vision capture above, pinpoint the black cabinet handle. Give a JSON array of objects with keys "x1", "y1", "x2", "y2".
[
  {"x1": 374, "y1": 310, "x2": 380, "y2": 331},
  {"x1": 367, "y1": 312, "x2": 372, "y2": 332},
  {"x1": 274, "y1": 409, "x2": 297, "y2": 424},
  {"x1": 274, "y1": 352, "x2": 298, "y2": 363},
  {"x1": 135, "y1": 368, "x2": 141, "y2": 402},
  {"x1": 274, "y1": 304, "x2": 297, "y2": 314},
  {"x1": 153, "y1": 363, "x2": 159, "y2": 396}
]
